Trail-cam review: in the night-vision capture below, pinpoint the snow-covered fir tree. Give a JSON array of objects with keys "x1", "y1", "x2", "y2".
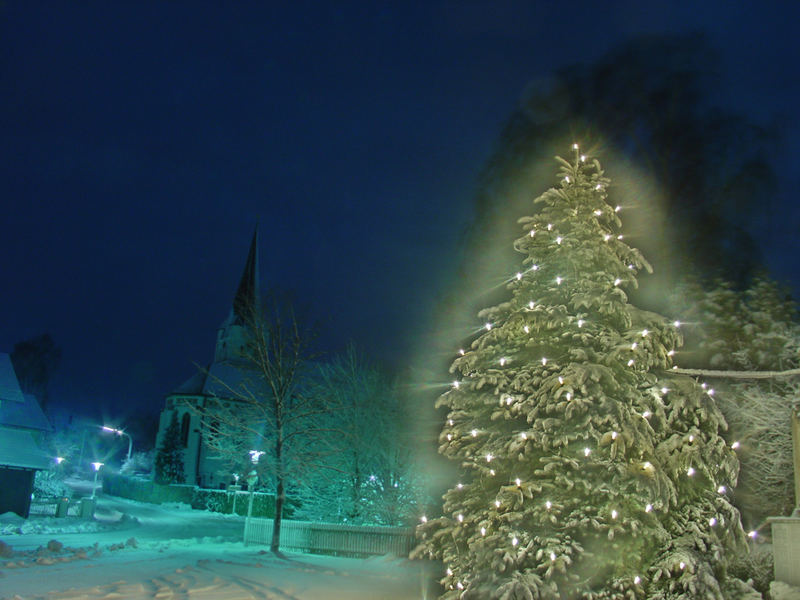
[
  {"x1": 154, "y1": 411, "x2": 185, "y2": 484},
  {"x1": 416, "y1": 149, "x2": 754, "y2": 599}
]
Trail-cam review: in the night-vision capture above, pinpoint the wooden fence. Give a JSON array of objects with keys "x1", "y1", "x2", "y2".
[{"x1": 244, "y1": 517, "x2": 416, "y2": 557}]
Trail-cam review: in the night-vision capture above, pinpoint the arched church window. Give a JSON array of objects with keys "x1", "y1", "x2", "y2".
[{"x1": 181, "y1": 412, "x2": 191, "y2": 448}]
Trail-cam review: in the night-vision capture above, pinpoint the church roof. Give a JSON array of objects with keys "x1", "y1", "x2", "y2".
[
  {"x1": 0, "y1": 353, "x2": 25, "y2": 404},
  {"x1": 172, "y1": 360, "x2": 257, "y2": 398},
  {"x1": 232, "y1": 226, "x2": 259, "y2": 323}
]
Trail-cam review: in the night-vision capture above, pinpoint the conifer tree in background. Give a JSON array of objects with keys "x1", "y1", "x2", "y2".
[
  {"x1": 154, "y1": 411, "x2": 185, "y2": 484},
  {"x1": 416, "y1": 149, "x2": 755, "y2": 599}
]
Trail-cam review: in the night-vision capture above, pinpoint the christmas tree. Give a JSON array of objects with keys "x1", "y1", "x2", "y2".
[
  {"x1": 154, "y1": 411, "x2": 185, "y2": 484},
  {"x1": 417, "y1": 148, "x2": 754, "y2": 599}
]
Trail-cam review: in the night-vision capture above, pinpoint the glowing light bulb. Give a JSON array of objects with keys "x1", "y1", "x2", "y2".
[
  {"x1": 459, "y1": 348, "x2": 465, "y2": 355},
  {"x1": 528, "y1": 301, "x2": 535, "y2": 309},
  {"x1": 499, "y1": 357, "x2": 506, "y2": 366},
  {"x1": 531, "y1": 264, "x2": 539, "y2": 271},
  {"x1": 615, "y1": 205, "x2": 621, "y2": 212},
  {"x1": 541, "y1": 357, "x2": 548, "y2": 366},
  {"x1": 486, "y1": 453, "x2": 493, "y2": 462},
  {"x1": 457, "y1": 483, "x2": 463, "y2": 489},
  {"x1": 604, "y1": 234, "x2": 611, "y2": 241},
  {"x1": 679, "y1": 561, "x2": 686, "y2": 570},
  {"x1": 495, "y1": 500, "x2": 501, "y2": 508},
  {"x1": 748, "y1": 530, "x2": 757, "y2": 539},
  {"x1": 520, "y1": 432, "x2": 527, "y2": 440},
  {"x1": 558, "y1": 376, "x2": 564, "y2": 384},
  {"x1": 523, "y1": 325, "x2": 530, "y2": 333},
  {"x1": 545, "y1": 500, "x2": 552, "y2": 510},
  {"x1": 641, "y1": 329, "x2": 649, "y2": 337},
  {"x1": 516, "y1": 272, "x2": 522, "y2": 280},
  {"x1": 452, "y1": 381, "x2": 459, "y2": 389},
  {"x1": 708, "y1": 388, "x2": 715, "y2": 396},
  {"x1": 688, "y1": 435, "x2": 694, "y2": 443},
  {"x1": 611, "y1": 431, "x2": 618, "y2": 440},
  {"x1": 572, "y1": 143, "x2": 579, "y2": 150},
  {"x1": 628, "y1": 264, "x2": 634, "y2": 270},
  {"x1": 701, "y1": 382, "x2": 707, "y2": 389},
  {"x1": 489, "y1": 469, "x2": 495, "y2": 476},
  {"x1": 529, "y1": 229, "x2": 535, "y2": 237},
  {"x1": 457, "y1": 514, "x2": 463, "y2": 522},
  {"x1": 505, "y1": 395, "x2": 512, "y2": 405},
  {"x1": 555, "y1": 276, "x2": 563, "y2": 285},
  {"x1": 565, "y1": 392, "x2": 572, "y2": 400},
  {"x1": 627, "y1": 359, "x2": 635, "y2": 366},
  {"x1": 556, "y1": 236, "x2": 563, "y2": 244},
  {"x1": 515, "y1": 478, "x2": 521, "y2": 487},
  {"x1": 448, "y1": 419, "x2": 453, "y2": 425},
  {"x1": 667, "y1": 350, "x2": 675, "y2": 356},
  {"x1": 631, "y1": 342, "x2": 638, "y2": 350},
  {"x1": 594, "y1": 209, "x2": 602, "y2": 216},
  {"x1": 480, "y1": 527, "x2": 486, "y2": 536},
  {"x1": 512, "y1": 537, "x2": 519, "y2": 546},
  {"x1": 709, "y1": 517, "x2": 717, "y2": 527},
  {"x1": 547, "y1": 223, "x2": 553, "y2": 231},
  {"x1": 595, "y1": 184, "x2": 602, "y2": 190},
  {"x1": 471, "y1": 429, "x2": 477, "y2": 437},
  {"x1": 577, "y1": 319, "x2": 585, "y2": 327},
  {"x1": 611, "y1": 509, "x2": 618, "y2": 519},
  {"x1": 584, "y1": 447, "x2": 591, "y2": 457},
  {"x1": 564, "y1": 176, "x2": 570, "y2": 183},
  {"x1": 718, "y1": 485, "x2": 727, "y2": 494},
  {"x1": 661, "y1": 387, "x2": 669, "y2": 394},
  {"x1": 731, "y1": 441, "x2": 740, "y2": 450},
  {"x1": 447, "y1": 568, "x2": 453, "y2": 576},
  {"x1": 617, "y1": 234, "x2": 623, "y2": 240},
  {"x1": 634, "y1": 576, "x2": 641, "y2": 585},
  {"x1": 673, "y1": 320, "x2": 681, "y2": 327},
  {"x1": 645, "y1": 503, "x2": 653, "y2": 513},
  {"x1": 446, "y1": 434, "x2": 452, "y2": 441},
  {"x1": 614, "y1": 278, "x2": 622, "y2": 286},
  {"x1": 550, "y1": 551, "x2": 557, "y2": 561},
  {"x1": 421, "y1": 515, "x2": 427, "y2": 523},
  {"x1": 687, "y1": 467, "x2": 695, "y2": 476},
  {"x1": 457, "y1": 582, "x2": 463, "y2": 590},
  {"x1": 643, "y1": 462, "x2": 652, "y2": 470},
  {"x1": 580, "y1": 154, "x2": 586, "y2": 162},
  {"x1": 485, "y1": 323, "x2": 492, "y2": 331},
  {"x1": 642, "y1": 411, "x2": 651, "y2": 419}
]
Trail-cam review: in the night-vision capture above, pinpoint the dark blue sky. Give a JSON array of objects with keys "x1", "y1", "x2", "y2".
[{"x1": 1, "y1": 1, "x2": 798, "y2": 422}]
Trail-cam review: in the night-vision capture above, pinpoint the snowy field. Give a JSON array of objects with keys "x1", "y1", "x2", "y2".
[{"x1": 0, "y1": 495, "x2": 431, "y2": 599}]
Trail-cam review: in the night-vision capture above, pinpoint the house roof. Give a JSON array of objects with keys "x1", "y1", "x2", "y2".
[
  {"x1": 0, "y1": 427, "x2": 52, "y2": 470},
  {"x1": 0, "y1": 353, "x2": 25, "y2": 404},
  {"x1": 0, "y1": 393, "x2": 53, "y2": 432},
  {"x1": 172, "y1": 360, "x2": 257, "y2": 398}
]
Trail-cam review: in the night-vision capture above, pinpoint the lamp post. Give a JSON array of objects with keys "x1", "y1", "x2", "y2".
[
  {"x1": 90, "y1": 461, "x2": 104, "y2": 499},
  {"x1": 101, "y1": 426, "x2": 133, "y2": 463}
]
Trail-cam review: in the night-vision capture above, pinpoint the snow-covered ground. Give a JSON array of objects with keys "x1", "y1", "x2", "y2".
[{"x1": 0, "y1": 494, "x2": 432, "y2": 599}]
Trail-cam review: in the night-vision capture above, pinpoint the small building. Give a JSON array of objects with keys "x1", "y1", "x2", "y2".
[
  {"x1": 0, "y1": 352, "x2": 53, "y2": 517},
  {"x1": 155, "y1": 230, "x2": 259, "y2": 488}
]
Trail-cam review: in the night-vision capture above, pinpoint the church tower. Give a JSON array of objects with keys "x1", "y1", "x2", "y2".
[
  {"x1": 156, "y1": 226, "x2": 262, "y2": 488},
  {"x1": 214, "y1": 226, "x2": 259, "y2": 363}
]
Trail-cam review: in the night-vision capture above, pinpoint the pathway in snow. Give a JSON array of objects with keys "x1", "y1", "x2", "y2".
[{"x1": 0, "y1": 493, "x2": 432, "y2": 599}]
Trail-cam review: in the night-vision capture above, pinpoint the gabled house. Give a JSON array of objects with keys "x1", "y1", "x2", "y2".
[
  {"x1": 155, "y1": 229, "x2": 259, "y2": 489},
  {"x1": 0, "y1": 352, "x2": 53, "y2": 517}
]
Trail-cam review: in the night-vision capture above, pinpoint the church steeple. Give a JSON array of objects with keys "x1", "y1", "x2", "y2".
[
  {"x1": 232, "y1": 226, "x2": 259, "y2": 323},
  {"x1": 214, "y1": 226, "x2": 260, "y2": 363}
]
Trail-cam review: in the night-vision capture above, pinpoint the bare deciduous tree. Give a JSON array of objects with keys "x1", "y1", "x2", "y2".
[{"x1": 187, "y1": 293, "x2": 336, "y2": 554}]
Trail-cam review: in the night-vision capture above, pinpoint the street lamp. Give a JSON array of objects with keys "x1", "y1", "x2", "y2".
[
  {"x1": 91, "y1": 461, "x2": 104, "y2": 499},
  {"x1": 101, "y1": 426, "x2": 133, "y2": 463}
]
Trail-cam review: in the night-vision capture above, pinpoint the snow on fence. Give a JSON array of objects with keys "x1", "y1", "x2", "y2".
[
  {"x1": 29, "y1": 497, "x2": 82, "y2": 517},
  {"x1": 244, "y1": 517, "x2": 416, "y2": 557}
]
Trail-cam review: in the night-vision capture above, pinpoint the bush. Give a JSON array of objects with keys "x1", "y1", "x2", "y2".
[
  {"x1": 33, "y1": 469, "x2": 71, "y2": 499},
  {"x1": 121, "y1": 450, "x2": 155, "y2": 476},
  {"x1": 728, "y1": 545, "x2": 774, "y2": 599}
]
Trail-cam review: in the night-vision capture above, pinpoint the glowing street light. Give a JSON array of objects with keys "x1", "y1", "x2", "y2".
[
  {"x1": 101, "y1": 426, "x2": 133, "y2": 463},
  {"x1": 249, "y1": 450, "x2": 265, "y2": 464},
  {"x1": 91, "y1": 461, "x2": 104, "y2": 499}
]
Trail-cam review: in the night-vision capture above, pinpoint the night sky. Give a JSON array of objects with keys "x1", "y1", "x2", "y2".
[{"x1": 2, "y1": 2, "x2": 798, "y2": 425}]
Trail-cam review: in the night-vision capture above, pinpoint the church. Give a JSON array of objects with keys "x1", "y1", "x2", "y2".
[{"x1": 155, "y1": 229, "x2": 259, "y2": 489}]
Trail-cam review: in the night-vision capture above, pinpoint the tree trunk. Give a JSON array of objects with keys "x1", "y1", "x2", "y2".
[{"x1": 271, "y1": 475, "x2": 284, "y2": 554}]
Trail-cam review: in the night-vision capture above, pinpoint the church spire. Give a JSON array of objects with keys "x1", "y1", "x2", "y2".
[
  {"x1": 213, "y1": 226, "x2": 260, "y2": 363},
  {"x1": 232, "y1": 225, "x2": 259, "y2": 321}
]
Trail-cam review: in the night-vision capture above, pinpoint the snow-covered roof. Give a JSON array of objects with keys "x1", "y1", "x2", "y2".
[
  {"x1": 0, "y1": 393, "x2": 52, "y2": 432},
  {"x1": 0, "y1": 353, "x2": 25, "y2": 404},
  {"x1": 0, "y1": 427, "x2": 52, "y2": 470}
]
